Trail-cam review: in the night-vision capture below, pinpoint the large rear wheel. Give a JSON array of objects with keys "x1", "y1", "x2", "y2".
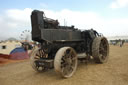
[
  {"x1": 92, "y1": 37, "x2": 109, "y2": 63},
  {"x1": 54, "y1": 47, "x2": 77, "y2": 78}
]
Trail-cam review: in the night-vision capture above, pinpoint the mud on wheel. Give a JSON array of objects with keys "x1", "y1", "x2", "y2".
[
  {"x1": 92, "y1": 37, "x2": 109, "y2": 63},
  {"x1": 30, "y1": 46, "x2": 48, "y2": 72},
  {"x1": 54, "y1": 47, "x2": 78, "y2": 78}
]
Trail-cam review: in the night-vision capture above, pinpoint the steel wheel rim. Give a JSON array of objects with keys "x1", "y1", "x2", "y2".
[
  {"x1": 54, "y1": 47, "x2": 77, "y2": 78},
  {"x1": 61, "y1": 48, "x2": 77, "y2": 77},
  {"x1": 99, "y1": 38, "x2": 108, "y2": 61},
  {"x1": 30, "y1": 47, "x2": 46, "y2": 72}
]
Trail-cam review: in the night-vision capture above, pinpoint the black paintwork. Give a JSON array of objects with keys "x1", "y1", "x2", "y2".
[{"x1": 31, "y1": 10, "x2": 100, "y2": 59}]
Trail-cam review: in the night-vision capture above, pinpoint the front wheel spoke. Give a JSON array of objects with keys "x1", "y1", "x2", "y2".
[
  {"x1": 62, "y1": 67, "x2": 69, "y2": 75},
  {"x1": 65, "y1": 53, "x2": 71, "y2": 58},
  {"x1": 61, "y1": 62, "x2": 67, "y2": 68},
  {"x1": 62, "y1": 65, "x2": 72, "y2": 75},
  {"x1": 69, "y1": 50, "x2": 73, "y2": 55},
  {"x1": 62, "y1": 56, "x2": 66, "y2": 60},
  {"x1": 71, "y1": 57, "x2": 76, "y2": 61},
  {"x1": 69, "y1": 65, "x2": 74, "y2": 72},
  {"x1": 68, "y1": 65, "x2": 74, "y2": 73},
  {"x1": 65, "y1": 49, "x2": 73, "y2": 58}
]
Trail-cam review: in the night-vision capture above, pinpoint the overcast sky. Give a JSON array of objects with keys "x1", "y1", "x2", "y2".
[{"x1": 0, "y1": 0, "x2": 128, "y2": 40}]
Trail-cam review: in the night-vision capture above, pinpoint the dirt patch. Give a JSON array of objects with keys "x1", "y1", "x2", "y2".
[{"x1": 0, "y1": 45, "x2": 128, "y2": 85}]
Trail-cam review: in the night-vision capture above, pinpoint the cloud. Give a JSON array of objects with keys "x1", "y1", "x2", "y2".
[
  {"x1": 0, "y1": 8, "x2": 32, "y2": 40},
  {"x1": 102, "y1": 18, "x2": 128, "y2": 36},
  {"x1": 6, "y1": 8, "x2": 32, "y2": 28},
  {"x1": 0, "y1": 8, "x2": 128, "y2": 40},
  {"x1": 37, "y1": 9, "x2": 128, "y2": 36},
  {"x1": 110, "y1": 0, "x2": 128, "y2": 8},
  {"x1": 0, "y1": 8, "x2": 103, "y2": 40},
  {"x1": 42, "y1": 9, "x2": 103, "y2": 28}
]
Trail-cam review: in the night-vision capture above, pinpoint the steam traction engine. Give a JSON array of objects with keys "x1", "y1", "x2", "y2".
[{"x1": 30, "y1": 10, "x2": 109, "y2": 78}]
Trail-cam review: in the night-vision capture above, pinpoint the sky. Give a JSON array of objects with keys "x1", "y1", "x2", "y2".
[{"x1": 0, "y1": 0, "x2": 128, "y2": 40}]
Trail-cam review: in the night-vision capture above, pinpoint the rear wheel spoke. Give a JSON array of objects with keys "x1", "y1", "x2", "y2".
[{"x1": 30, "y1": 47, "x2": 47, "y2": 72}]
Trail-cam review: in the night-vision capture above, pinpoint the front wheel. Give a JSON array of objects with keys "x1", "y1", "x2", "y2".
[{"x1": 54, "y1": 47, "x2": 78, "y2": 78}]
